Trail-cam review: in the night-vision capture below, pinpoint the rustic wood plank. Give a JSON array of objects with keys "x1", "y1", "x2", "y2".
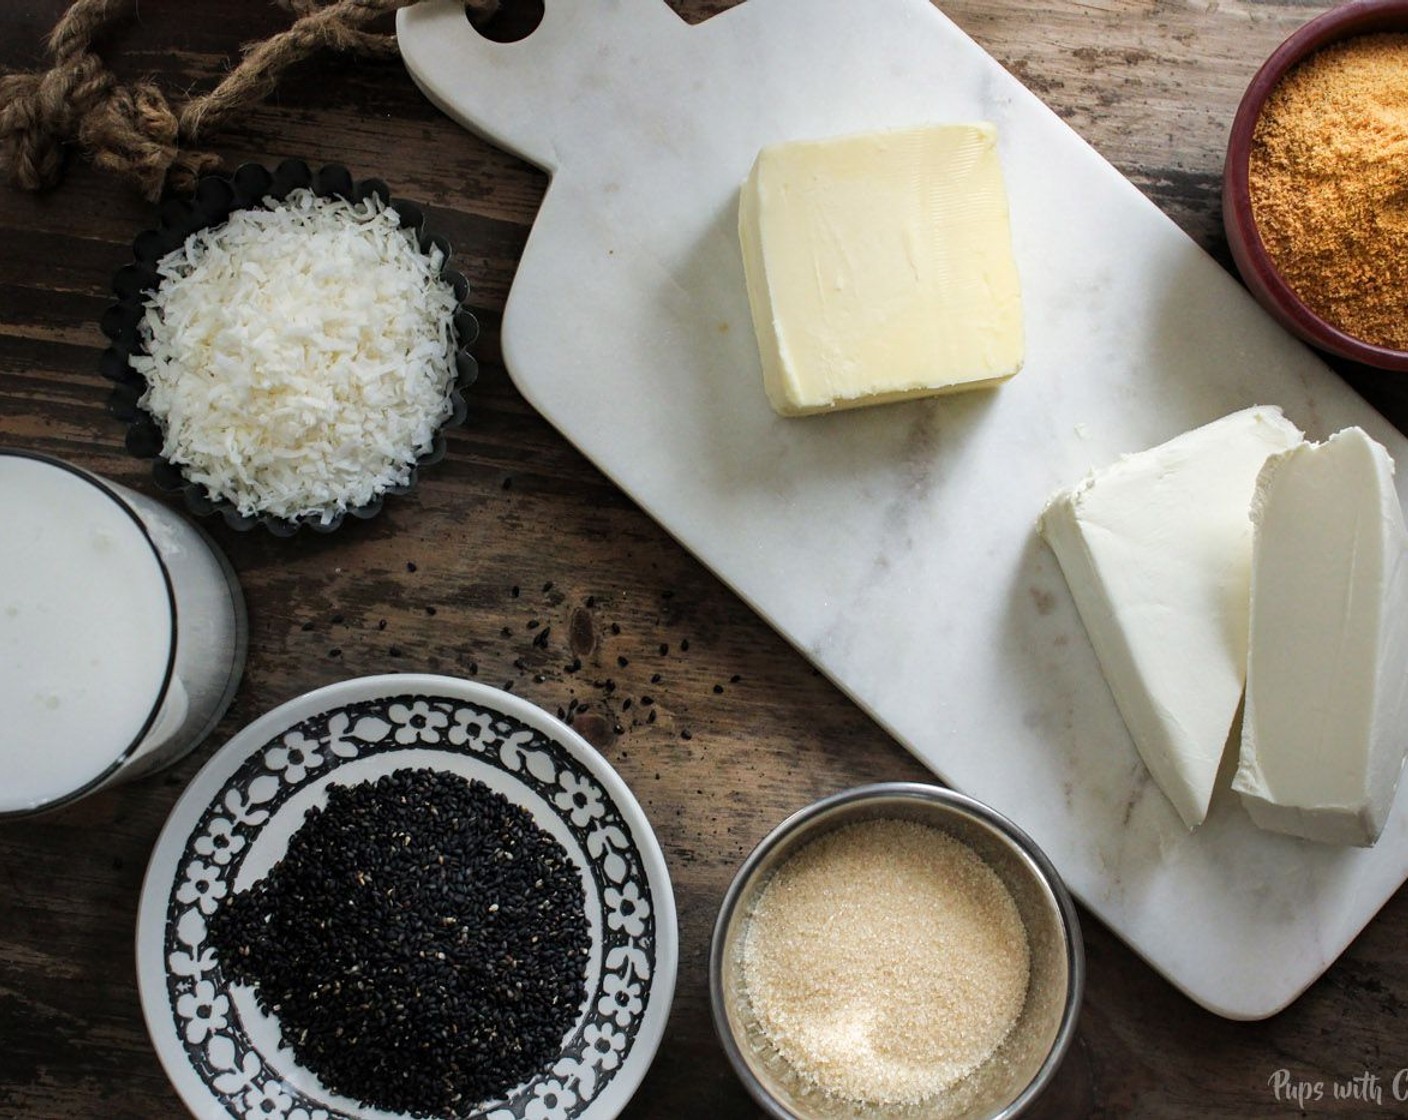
[{"x1": 2, "y1": 2, "x2": 1406, "y2": 1119}]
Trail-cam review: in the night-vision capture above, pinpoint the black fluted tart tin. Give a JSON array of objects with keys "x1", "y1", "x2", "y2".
[{"x1": 100, "y1": 159, "x2": 478, "y2": 537}]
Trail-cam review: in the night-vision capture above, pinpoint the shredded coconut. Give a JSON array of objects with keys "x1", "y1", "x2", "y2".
[{"x1": 132, "y1": 188, "x2": 459, "y2": 524}]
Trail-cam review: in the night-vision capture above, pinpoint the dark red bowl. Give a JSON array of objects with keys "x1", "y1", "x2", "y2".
[{"x1": 1223, "y1": 0, "x2": 1408, "y2": 371}]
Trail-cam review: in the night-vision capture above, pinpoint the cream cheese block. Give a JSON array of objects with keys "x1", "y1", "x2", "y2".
[
  {"x1": 1039, "y1": 407, "x2": 1304, "y2": 829},
  {"x1": 1233, "y1": 428, "x2": 1408, "y2": 847},
  {"x1": 737, "y1": 123, "x2": 1023, "y2": 416}
]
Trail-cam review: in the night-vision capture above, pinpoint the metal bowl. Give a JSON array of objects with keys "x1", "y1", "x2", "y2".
[
  {"x1": 709, "y1": 783, "x2": 1082, "y2": 1120},
  {"x1": 1222, "y1": 0, "x2": 1408, "y2": 370}
]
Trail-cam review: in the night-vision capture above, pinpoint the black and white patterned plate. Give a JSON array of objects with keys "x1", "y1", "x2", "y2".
[{"x1": 137, "y1": 675, "x2": 677, "y2": 1120}]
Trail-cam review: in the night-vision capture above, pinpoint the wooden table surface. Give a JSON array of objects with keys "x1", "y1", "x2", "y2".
[{"x1": 4, "y1": 1, "x2": 1408, "y2": 1117}]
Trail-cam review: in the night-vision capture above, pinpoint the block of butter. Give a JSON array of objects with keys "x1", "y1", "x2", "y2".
[
  {"x1": 1038, "y1": 407, "x2": 1304, "y2": 829},
  {"x1": 738, "y1": 123, "x2": 1023, "y2": 416},
  {"x1": 1233, "y1": 428, "x2": 1408, "y2": 847}
]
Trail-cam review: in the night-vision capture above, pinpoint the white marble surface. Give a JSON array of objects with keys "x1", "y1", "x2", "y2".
[{"x1": 398, "y1": 0, "x2": 1408, "y2": 1019}]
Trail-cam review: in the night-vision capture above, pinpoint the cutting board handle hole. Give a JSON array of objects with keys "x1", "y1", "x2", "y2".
[{"x1": 467, "y1": 0, "x2": 544, "y2": 43}]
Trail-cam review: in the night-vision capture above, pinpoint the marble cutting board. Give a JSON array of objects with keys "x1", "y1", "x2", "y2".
[{"x1": 398, "y1": 0, "x2": 1408, "y2": 1019}]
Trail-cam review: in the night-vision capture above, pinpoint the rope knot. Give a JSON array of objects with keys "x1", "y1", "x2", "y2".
[
  {"x1": 0, "y1": 51, "x2": 114, "y2": 191},
  {"x1": 0, "y1": 0, "x2": 433, "y2": 200},
  {"x1": 83, "y1": 81, "x2": 189, "y2": 201}
]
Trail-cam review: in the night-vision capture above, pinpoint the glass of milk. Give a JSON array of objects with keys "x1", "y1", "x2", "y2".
[{"x1": 0, "y1": 451, "x2": 247, "y2": 817}]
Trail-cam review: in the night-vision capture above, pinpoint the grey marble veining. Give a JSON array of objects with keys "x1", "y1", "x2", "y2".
[{"x1": 400, "y1": 0, "x2": 1408, "y2": 1017}]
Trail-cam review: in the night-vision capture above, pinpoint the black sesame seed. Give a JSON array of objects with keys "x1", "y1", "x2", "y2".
[
  {"x1": 209, "y1": 770, "x2": 589, "y2": 1117},
  {"x1": 406, "y1": 561, "x2": 418, "y2": 573}
]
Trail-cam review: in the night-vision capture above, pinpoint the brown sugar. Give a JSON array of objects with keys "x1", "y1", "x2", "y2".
[
  {"x1": 1249, "y1": 33, "x2": 1408, "y2": 350},
  {"x1": 740, "y1": 819, "x2": 1030, "y2": 1105}
]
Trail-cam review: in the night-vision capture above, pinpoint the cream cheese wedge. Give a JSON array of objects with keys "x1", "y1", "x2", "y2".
[
  {"x1": 738, "y1": 123, "x2": 1023, "y2": 416},
  {"x1": 1039, "y1": 407, "x2": 1304, "y2": 829},
  {"x1": 1233, "y1": 428, "x2": 1408, "y2": 847}
]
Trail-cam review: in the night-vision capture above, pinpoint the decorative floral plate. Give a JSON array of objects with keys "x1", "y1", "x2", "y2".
[{"x1": 137, "y1": 675, "x2": 677, "y2": 1120}]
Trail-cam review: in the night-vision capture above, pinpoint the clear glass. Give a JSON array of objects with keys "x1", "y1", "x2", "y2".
[{"x1": 0, "y1": 451, "x2": 247, "y2": 817}]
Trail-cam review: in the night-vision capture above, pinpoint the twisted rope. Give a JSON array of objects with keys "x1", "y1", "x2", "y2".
[{"x1": 0, "y1": 0, "x2": 500, "y2": 200}]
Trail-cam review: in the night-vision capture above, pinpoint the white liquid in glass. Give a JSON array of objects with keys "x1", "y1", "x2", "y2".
[{"x1": 0, "y1": 456, "x2": 174, "y2": 812}]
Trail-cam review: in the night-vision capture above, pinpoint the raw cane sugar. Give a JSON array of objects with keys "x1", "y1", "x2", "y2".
[
  {"x1": 1249, "y1": 33, "x2": 1408, "y2": 350},
  {"x1": 740, "y1": 818, "x2": 1030, "y2": 1106}
]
